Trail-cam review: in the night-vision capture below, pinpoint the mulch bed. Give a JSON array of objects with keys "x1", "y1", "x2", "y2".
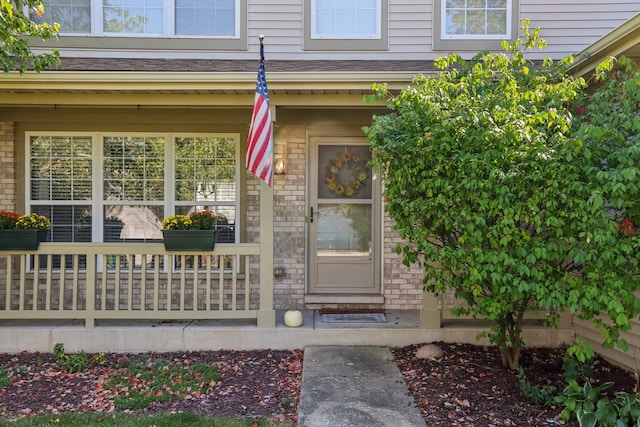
[
  {"x1": 0, "y1": 350, "x2": 303, "y2": 424},
  {"x1": 392, "y1": 342, "x2": 637, "y2": 427},
  {"x1": 0, "y1": 343, "x2": 635, "y2": 425}
]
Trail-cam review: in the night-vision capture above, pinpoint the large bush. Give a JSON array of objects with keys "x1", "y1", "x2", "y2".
[{"x1": 366, "y1": 22, "x2": 640, "y2": 368}]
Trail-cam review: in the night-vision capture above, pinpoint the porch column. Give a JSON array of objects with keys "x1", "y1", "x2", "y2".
[
  {"x1": 257, "y1": 180, "x2": 276, "y2": 327},
  {"x1": 420, "y1": 291, "x2": 440, "y2": 328},
  {"x1": 84, "y1": 254, "x2": 96, "y2": 328}
]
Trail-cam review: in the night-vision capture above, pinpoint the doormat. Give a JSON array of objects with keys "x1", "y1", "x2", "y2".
[
  {"x1": 320, "y1": 313, "x2": 387, "y2": 323},
  {"x1": 320, "y1": 308, "x2": 385, "y2": 315}
]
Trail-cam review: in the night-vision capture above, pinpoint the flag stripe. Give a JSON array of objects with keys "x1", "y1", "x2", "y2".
[
  {"x1": 247, "y1": 97, "x2": 272, "y2": 181},
  {"x1": 246, "y1": 42, "x2": 273, "y2": 187}
]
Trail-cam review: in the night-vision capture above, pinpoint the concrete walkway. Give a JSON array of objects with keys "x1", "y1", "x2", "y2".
[{"x1": 298, "y1": 346, "x2": 425, "y2": 426}]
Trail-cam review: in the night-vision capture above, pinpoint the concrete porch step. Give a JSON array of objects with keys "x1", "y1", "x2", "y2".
[{"x1": 0, "y1": 310, "x2": 573, "y2": 353}]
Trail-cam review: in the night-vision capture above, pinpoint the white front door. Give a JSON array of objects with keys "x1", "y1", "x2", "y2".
[{"x1": 308, "y1": 139, "x2": 380, "y2": 294}]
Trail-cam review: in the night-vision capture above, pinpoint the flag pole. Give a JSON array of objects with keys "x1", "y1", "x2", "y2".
[
  {"x1": 254, "y1": 34, "x2": 275, "y2": 328},
  {"x1": 246, "y1": 34, "x2": 273, "y2": 187}
]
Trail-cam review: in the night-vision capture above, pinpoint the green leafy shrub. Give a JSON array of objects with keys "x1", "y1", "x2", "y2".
[
  {"x1": 53, "y1": 343, "x2": 106, "y2": 373},
  {"x1": 556, "y1": 380, "x2": 640, "y2": 427},
  {"x1": 517, "y1": 366, "x2": 558, "y2": 406},
  {"x1": 562, "y1": 353, "x2": 595, "y2": 384},
  {"x1": 106, "y1": 356, "x2": 221, "y2": 410},
  {"x1": 0, "y1": 369, "x2": 11, "y2": 388},
  {"x1": 366, "y1": 19, "x2": 640, "y2": 369},
  {"x1": 517, "y1": 354, "x2": 583, "y2": 407}
]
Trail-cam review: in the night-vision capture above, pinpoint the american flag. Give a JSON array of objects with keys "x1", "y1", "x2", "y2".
[{"x1": 246, "y1": 38, "x2": 273, "y2": 187}]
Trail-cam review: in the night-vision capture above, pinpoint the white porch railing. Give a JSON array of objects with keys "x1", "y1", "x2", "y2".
[{"x1": 0, "y1": 242, "x2": 272, "y2": 327}]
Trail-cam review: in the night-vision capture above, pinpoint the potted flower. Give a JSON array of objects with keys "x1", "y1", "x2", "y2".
[
  {"x1": 161, "y1": 210, "x2": 218, "y2": 251},
  {"x1": 0, "y1": 211, "x2": 51, "y2": 250}
]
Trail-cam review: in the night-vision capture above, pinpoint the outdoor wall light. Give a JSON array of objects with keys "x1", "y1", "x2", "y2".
[
  {"x1": 274, "y1": 158, "x2": 286, "y2": 175},
  {"x1": 274, "y1": 140, "x2": 286, "y2": 175}
]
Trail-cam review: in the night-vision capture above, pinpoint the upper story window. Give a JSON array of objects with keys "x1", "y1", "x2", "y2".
[
  {"x1": 34, "y1": 0, "x2": 240, "y2": 37},
  {"x1": 443, "y1": 0, "x2": 509, "y2": 39},
  {"x1": 175, "y1": 0, "x2": 235, "y2": 36},
  {"x1": 38, "y1": 0, "x2": 92, "y2": 33},
  {"x1": 434, "y1": 0, "x2": 518, "y2": 51},
  {"x1": 312, "y1": 0, "x2": 380, "y2": 39},
  {"x1": 304, "y1": 0, "x2": 388, "y2": 51}
]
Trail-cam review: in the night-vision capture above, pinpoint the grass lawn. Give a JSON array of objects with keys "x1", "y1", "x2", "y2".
[{"x1": 0, "y1": 413, "x2": 290, "y2": 426}]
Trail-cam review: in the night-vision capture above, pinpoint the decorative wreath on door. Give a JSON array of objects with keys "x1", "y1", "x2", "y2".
[{"x1": 324, "y1": 151, "x2": 369, "y2": 197}]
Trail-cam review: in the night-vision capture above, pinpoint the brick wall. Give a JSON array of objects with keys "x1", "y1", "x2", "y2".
[
  {"x1": 272, "y1": 126, "x2": 306, "y2": 309},
  {"x1": 246, "y1": 125, "x2": 307, "y2": 310},
  {"x1": 382, "y1": 214, "x2": 424, "y2": 310},
  {"x1": 0, "y1": 122, "x2": 16, "y2": 211}
]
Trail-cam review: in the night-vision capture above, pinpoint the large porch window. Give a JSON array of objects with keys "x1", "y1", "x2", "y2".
[{"x1": 26, "y1": 133, "x2": 239, "y2": 244}]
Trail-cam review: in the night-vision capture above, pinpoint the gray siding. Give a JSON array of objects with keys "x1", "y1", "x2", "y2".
[
  {"x1": 523, "y1": 0, "x2": 640, "y2": 58},
  {"x1": 573, "y1": 287, "x2": 640, "y2": 371},
  {"x1": 247, "y1": 0, "x2": 638, "y2": 60},
  {"x1": 44, "y1": 1, "x2": 639, "y2": 61}
]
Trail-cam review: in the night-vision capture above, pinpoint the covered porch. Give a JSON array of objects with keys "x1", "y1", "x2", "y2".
[
  {"x1": 0, "y1": 234, "x2": 573, "y2": 354},
  {"x1": 0, "y1": 181, "x2": 277, "y2": 329}
]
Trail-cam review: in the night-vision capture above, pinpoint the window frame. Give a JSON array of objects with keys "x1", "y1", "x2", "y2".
[
  {"x1": 29, "y1": 0, "x2": 247, "y2": 50},
  {"x1": 304, "y1": 0, "x2": 388, "y2": 51},
  {"x1": 26, "y1": 132, "x2": 100, "y2": 243},
  {"x1": 25, "y1": 131, "x2": 241, "y2": 244},
  {"x1": 433, "y1": 0, "x2": 519, "y2": 51}
]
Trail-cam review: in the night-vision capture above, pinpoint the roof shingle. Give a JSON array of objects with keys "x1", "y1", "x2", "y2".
[{"x1": 55, "y1": 58, "x2": 438, "y2": 73}]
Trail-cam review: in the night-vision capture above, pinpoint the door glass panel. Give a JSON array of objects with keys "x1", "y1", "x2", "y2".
[
  {"x1": 318, "y1": 145, "x2": 372, "y2": 199},
  {"x1": 317, "y1": 204, "x2": 371, "y2": 256},
  {"x1": 316, "y1": 144, "x2": 373, "y2": 257}
]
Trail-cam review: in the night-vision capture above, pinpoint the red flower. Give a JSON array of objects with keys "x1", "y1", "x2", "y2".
[
  {"x1": 573, "y1": 105, "x2": 586, "y2": 116},
  {"x1": 0, "y1": 211, "x2": 21, "y2": 229},
  {"x1": 619, "y1": 218, "x2": 636, "y2": 236}
]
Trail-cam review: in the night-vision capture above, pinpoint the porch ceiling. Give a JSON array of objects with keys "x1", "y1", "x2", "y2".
[
  {"x1": 0, "y1": 59, "x2": 438, "y2": 108},
  {"x1": 0, "y1": 74, "x2": 413, "y2": 108}
]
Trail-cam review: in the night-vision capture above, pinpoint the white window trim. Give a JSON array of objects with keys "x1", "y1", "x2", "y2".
[
  {"x1": 440, "y1": 0, "x2": 512, "y2": 41},
  {"x1": 433, "y1": 0, "x2": 518, "y2": 51},
  {"x1": 39, "y1": 0, "x2": 241, "y2": 38},
  {"x1": 98, "y1": 133, "x2": 168, "y2": 241},
  {"x1": 169, "y1": 133, "x2": 241, "y2": 231},
  {"x1": 25, "y1": 132, "x2": 241, "y2": 244},
  {"x1": 310, "y1": 0, "x2": 382, "y2": 40}
]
